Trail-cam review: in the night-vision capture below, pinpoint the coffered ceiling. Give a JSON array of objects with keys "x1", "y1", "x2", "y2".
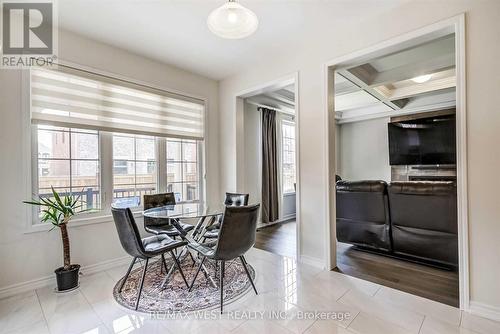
[{"x1": 335, "y1": 34, "x2": 456, "y2": 123}]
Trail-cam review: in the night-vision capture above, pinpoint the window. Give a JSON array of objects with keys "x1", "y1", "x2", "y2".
[
  {"x1": 282, "y1": 122, "x2": 296, "y2": 193},
  {"x1": 33, "y1": 127, "x2": 203, "y2": 219},
  {"x1": 30, "y1": 65, "x2": 206, "y2": 225},
  {"x1": 36, "y1": 125, "x2": 100, "y2": 211},
  {"x1": 112, "y1": 134, "x2": 157, "y2": 208},
  {"x1": 166, "y1": 139, "x2": 200, "y2": 202}
]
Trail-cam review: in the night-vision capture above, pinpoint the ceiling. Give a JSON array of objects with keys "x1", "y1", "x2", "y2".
[
  {"x1": 335, "y1": 34, "x2": 456, "y2": 123},
  {"x1": 57, "y1": 0, "x2": 405, "y2": 80},
  {"x1": 246, "y1": 84, "x2": 295, "y2": 114}
]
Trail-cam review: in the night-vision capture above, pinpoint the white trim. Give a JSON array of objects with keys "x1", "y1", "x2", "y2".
[
  {"x1": 256, "y1": 215, "x2": 296, "y2": 230},
  {"x1": 299, "y1": 255, "x2": 325, "y2": 269},
  {"x1": 337, "y1": 101, "x2": 456, "y2": 124},
  {"x1": 454, "y1": 14, "x2": 470, "y2": 312},
  {"x1": 323, "y1": 14, "x2": 469, "y2": 311},
  {"x1": 234, "y1": 72, "x2": 301, "y2": 261},
  {"x1": 469, "y1": 301, "x2": 500, "y2": 322},
  {"x1": 23, "y1": 210, "x2": 144, "y2": 234},
  {"x1": 0, "y1": 256, "x2": 130, "y2": 300}
]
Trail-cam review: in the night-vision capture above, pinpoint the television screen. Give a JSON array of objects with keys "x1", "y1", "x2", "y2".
[{"x1": 388, "y1": 115, "x2": 456, "y2": 165}]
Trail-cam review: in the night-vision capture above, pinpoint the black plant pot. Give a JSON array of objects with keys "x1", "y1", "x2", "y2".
[{"x1": 54, "y1": 264, "x2": 80, "y2": 291}]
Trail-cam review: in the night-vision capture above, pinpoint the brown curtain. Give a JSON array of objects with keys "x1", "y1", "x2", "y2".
[{"x1": 260, "y1": 107, "x2": 279, "y2": 223}]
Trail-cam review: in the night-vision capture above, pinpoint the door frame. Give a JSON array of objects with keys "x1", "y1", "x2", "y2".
[
  {"x1": 234, "y1": 72, "x2": 301, "y2": 260},
  {"x1": 323, "y1": 14, "x2": 469, "y2": 310}
]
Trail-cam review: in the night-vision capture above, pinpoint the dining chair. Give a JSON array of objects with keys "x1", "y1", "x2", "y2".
[
  {"x1": 188, "y1": 204, "x2": 260, "y2": 313},
  {"x1": 143, "y1": 192, "x2": 194, "y2": 238},
  {"x1": 111, "y1": 207, "x2": 189, "y2": 310},
  {"x1": 201, "y1": 192, "x2": 250, "y2": 240}
]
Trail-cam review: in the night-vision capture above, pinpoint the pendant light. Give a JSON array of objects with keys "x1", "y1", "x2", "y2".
[{"x1": 207, "y1": 0, "x2": 259, "y2": 39}]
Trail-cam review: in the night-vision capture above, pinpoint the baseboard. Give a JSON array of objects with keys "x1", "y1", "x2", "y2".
[
  {"x1": 281, "y1": 214, "x2": 296, "y2": 221},
  {"x1": 256, "y1": 216, "x2": 296, "y2": 229},
  {"x1": 0, "y1": 255, "x2": 130, "y2": 300},
  {"x1": 299, "y1": 255, "x2": 325, "y2": 269},
  {"x1": 79, "y1": 256, "x2": 130, "y2": 277},
  {"x1": 469, "y1": 301, "x2": 500, "y2": 322}
]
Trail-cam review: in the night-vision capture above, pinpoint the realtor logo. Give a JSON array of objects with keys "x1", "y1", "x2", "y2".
[{"x1": 1, "y1": 1, "x2": 57, "y2": 68}]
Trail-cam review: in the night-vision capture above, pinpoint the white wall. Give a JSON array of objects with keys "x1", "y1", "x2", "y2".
[
  {"x1": 0, "y1": 30, "x2": 220, "y2": 292},
  {"x1": 218, "y1": 0, "x2": 500, "y2": 313},
  {"x1": 338, "y1": 118, "x2": 391, "y2": 182}
]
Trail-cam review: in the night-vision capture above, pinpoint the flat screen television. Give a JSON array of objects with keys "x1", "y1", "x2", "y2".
[{"x1": 388, "y1": 115, "x2": 456, "y2": 165}]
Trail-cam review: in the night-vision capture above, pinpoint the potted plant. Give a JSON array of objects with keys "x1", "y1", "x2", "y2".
[{"x1": 24, "y1": 187, "x2": 86, "y2": 291}]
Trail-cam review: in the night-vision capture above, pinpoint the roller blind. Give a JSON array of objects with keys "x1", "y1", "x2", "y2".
[{"x1": 30, "y1": 65, "x2": 205, "y2": 140}]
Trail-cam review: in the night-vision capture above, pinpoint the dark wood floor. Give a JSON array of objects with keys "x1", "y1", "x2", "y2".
[
  {"x1": 254, "y1": 221, "x2": 459, "y2": 307},
  {"x1": 255, "y1": 221, "x2": 296, "y2": 258}
]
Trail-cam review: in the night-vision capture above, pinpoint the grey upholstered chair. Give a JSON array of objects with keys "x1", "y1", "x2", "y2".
[
  {"x1": 224, "y1": 192, "x2": 250, "y2": 206},
  {"x1": 188, "y1": 204, "x2": 260, "y2": 313},
  {"x1": 202, "y1": 192, "x2": 250, "y2": 240},
  {"x1": 111, "y1": 207, "x2": 189, "y2": 310},
  {"x1": 143, "y1": 192, "x2": 194, "y2": 238}
]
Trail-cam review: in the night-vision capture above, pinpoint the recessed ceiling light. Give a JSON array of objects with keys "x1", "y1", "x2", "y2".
[
  {"x1": 207, "y1": 0, "x2": 259, "y2": 39},
  {"x1": 411, "y1": 74, "x2": 433, "y2": 84}
]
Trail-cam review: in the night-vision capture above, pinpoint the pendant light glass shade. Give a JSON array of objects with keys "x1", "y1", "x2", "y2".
[{"x1": 207, "y1": 0, "x2": 259, "y2": 39}]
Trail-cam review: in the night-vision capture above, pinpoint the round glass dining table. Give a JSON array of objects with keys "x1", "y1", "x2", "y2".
[
  {"x1": 142, "y1": 203, "x2": 224, "y2": 220},
  {"x1": 142, "y1": 203, "x2": 223, "y2": 288}
]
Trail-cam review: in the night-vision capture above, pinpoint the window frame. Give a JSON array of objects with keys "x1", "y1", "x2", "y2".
[
  {"x1": 111, "y1": 133, "x2": 159, "y2": 209},
  {"x1": 23, "y1": 63, "x2": 208, "y2": 232},
  {"x1": 281, "y1": 119, "x2": 297, "y2": 194},
  {"x1": 30, "y1": 127, "x2": 205, "y2": 226}
]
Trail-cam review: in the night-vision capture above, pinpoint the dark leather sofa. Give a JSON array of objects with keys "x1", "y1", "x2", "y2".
[
  {"x1": 336, "y1": 180, "x2": 458, "y2": 267},
  {"x1": 336, "y1": 181, "x2": 391, "y2": 252}
]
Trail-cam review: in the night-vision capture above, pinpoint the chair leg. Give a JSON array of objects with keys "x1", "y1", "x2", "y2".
[
  {"x1": 188, "y1": 250, "x2": 197, "y2": 266},
  {"x1": 173, "y1": 236, "x2": 177, "y2": 255},
  {"x1": 170, "y1": 250, "x2": 189, "y2": 288},
  {"x1": 135, "y1": 258, "x2": 149, "y2": 310},
  {"x1": 220, "y1": 261, "x2": 225, "y2": 314},
  {"x1": 240, "y1": 256, "x2": 258, "y2": 295},
  {"x1": 118, "y1": 257, "x2": 136, "y2": 293},
  {"x1": 189, "y1": 256, "x2": 206, "y2": 292},
  {"x1": 161, "y1": 253, "x2": 169, "y2": 273}
]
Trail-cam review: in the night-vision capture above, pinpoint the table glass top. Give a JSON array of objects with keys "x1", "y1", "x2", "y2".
[{"x1": 143, "y1": 203, "x2": 224, "y2": 219}]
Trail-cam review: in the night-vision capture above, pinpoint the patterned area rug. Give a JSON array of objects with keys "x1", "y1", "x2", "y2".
[{"x1": 113, "y1": 257, "x2": 255, "y2": 313}]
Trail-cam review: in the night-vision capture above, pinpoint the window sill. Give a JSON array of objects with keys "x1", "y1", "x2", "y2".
[
  {"x1": 283, "y1": 192, "x2": 296, "y2": 196},
  {"x1": 24, "y1": 210, "x2": 144, "y2": 234}
]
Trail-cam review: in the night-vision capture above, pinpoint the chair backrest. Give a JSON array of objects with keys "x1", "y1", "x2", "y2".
[
  {"x1": 143, "y1": 193, "x2": 176, "y2": 226},
  {"x1": 336, "y1": 180, "x2": 391, "y2": 251},
  {"x1": 336, "y1": 180, "x2": 389, "y2": 224},
  {"x1": 213, "y1": 204, "x2": 260, "y2": 261},
  {"x1": 388, "y1": 181, "x2": 457, "y2": 233},
  {"x1": 111, "y1": 207, "x2": 146, "y2": 259},
  {"x1": 224, "y1": 192, "x2": 249, "y2": 206},
  {"x1": 143, "y1": 192, "x2": 176, "y2": 210}
]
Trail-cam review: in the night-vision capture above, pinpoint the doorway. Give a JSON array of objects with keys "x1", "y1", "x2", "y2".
[
  {"x1": 235, "y1": 74, "x2": 300, "y2": 259},
  {"x1": 324, "y1": 15, "x2": 468, "y2": 309}
]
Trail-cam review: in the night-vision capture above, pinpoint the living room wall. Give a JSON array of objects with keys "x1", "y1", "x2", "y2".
[
  {"x1": 218, "y1": 0, "x2": 500, "y2": 316},
  {"x1": 338, "y1": 117, "x2": 391, "y2": 182},
  {"x1": 0, "y1": 29, "x2": 220, "y2": 294}
]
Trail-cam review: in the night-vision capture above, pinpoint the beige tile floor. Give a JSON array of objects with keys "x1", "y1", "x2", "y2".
[{"x1": 0, "y1": 248, "x2": 499, "y2": 334}]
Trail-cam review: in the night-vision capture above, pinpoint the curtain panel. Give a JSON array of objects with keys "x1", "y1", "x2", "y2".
[{"x1": 260, "y1": 107, "x2": 279, "y2": 223}]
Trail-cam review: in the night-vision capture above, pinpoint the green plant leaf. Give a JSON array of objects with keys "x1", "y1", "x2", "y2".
[
  {"x1": 22, "y1": 200, "x2": 44, "y2": 206},
  {"x1": 51, "y1": 186, "x2": 65, "y2": 209}
]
